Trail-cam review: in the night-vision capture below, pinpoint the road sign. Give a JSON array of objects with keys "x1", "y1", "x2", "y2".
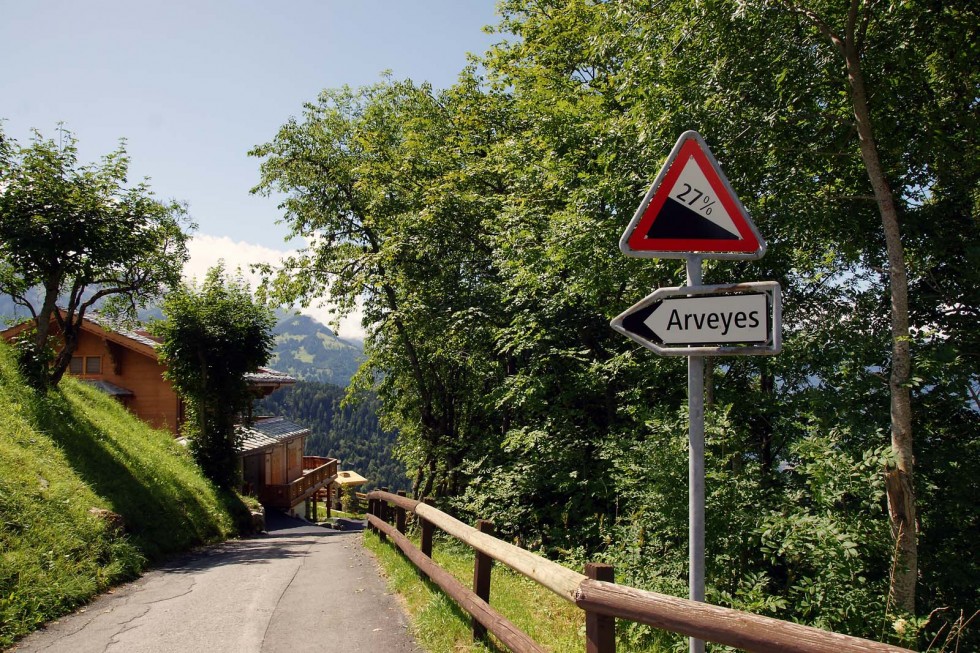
[
  {"x1": 620, "y1": 131, "x2": 765, "y2": 260},
  {"x1": 610, "y1": 281, "x2": 781, "y2": 356}
]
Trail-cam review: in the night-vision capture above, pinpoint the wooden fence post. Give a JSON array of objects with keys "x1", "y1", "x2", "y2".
[
  {"x1": 396, "y1": 490, "x2": 407, "y2": 534},
  {"x1": 420, "y1": 519, "x2": 434, "y2": 557},
  {"x1": 585, "y1": 563, "x2": 615, "y2": 653},
  {"x1": 325, "y1": 485, "x2": 332, "y2": 519},
  {"x1": 419, "y1": 496, "x2": 434, "y2": 557},
  {"x1": 473, "y1": 520, "x2": 495, "y2": 643},
  {"x1": 375, "y1": 498, "x2": 387, "y2": 542}
]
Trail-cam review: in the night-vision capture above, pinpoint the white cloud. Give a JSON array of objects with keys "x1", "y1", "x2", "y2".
[
  {"x1": 184, "y1": 234, "x2": 366, "y2": 341},
  {"x1": 184, "y1": 234, "x2": 286, "y2": 287}
]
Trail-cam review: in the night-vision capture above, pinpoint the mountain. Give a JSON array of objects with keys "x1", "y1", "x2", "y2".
[{"x1": 269, "y1": 313, "x2": 364, "y2": 386}]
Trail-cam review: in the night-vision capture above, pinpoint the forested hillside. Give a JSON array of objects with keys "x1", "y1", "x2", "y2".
[
  {"x1": 249, "y1": 2, "x2": 978, "y2": 648},
  {"x1": 257, "y1": 381, "x2": 407, "y2": 491}
]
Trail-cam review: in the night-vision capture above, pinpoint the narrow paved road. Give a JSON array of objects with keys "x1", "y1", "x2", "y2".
[{"x1": 12, "y1": 513, "x2": 420, "y2": 653}]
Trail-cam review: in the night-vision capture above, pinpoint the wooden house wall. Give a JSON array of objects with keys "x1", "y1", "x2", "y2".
[
  {"x1": 242, "y1": 453, "x2": 265, "y2": 495},
  {"x1": 69, "y1": 329, "x2": 181, "y2": 434},
  {"x1": 269, "y1": 444, "x2": 285, "y2": 485},
  {"x1": 286, "y1": 438, "x2": 304, "y2": 483},
  {"x1": 242, "y1": 436, "x2": 307, "y2": 501}
]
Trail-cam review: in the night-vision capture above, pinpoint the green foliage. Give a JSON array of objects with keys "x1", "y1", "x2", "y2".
[
  {"x1": 0, "y1": 125, "x2": 191, "y2": 389},
  {"x1": 257, "y1": 380, "x2": 408, "y2": 491},
  {"x1": 153, "y1": 266, "x2": 275, "y2": 488},
  {"x1": 9, "y1": 324, "x2": 55, "y2": 391},
  {"x1": 254, "y1": 0, "x2": 978, "y2": 646},
  {"x1": 0, "y1": 340, "x2": 240, "y2": 648},
  {"x1": 251, "y1": 76, "x2": 514, "y2": 501}
]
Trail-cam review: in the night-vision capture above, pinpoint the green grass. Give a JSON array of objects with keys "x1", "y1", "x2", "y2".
[
  {"x1": 364, "y1": 529, "x2": 585, "y2": 653},
  {"x1": 0, "y1": 342, "x2": 245, "y2": 648}
]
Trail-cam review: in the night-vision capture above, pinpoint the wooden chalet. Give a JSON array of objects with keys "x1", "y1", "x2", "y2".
[
  {"x1": 239, "y1": 417, "x2": 338, "y2": 519},
  {"x1": 1, "y1": 311, "x2": 294, "y2": 434},
  {"x1": 2, "y1": 312, "x2": 339, "y2": 517}
]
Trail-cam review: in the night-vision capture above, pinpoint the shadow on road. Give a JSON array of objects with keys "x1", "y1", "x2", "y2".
[{"x1": 158, "y1": 511, "x2": 367, "y2": 574}]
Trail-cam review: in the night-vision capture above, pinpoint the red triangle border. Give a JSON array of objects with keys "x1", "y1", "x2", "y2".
[{"x1": 623, "y1": 134, "x2": 763, "y2": 256}]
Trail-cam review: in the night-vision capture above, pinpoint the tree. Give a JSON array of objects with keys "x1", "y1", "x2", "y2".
[
  {"x1": 153, "y1": 266, "x2": 275, "y2": 489},
  {"x1": 252, "y1": 1, "x2": 977, "y2": 642},
  {"x1": 771, "y1": 0, "x2": 916, "y2": 616},
  {"x1": 486, "y1": 0, "x2": 978, "y2": 634},
  {"x1": 0, "y1": 125, "x2": 191, "y2": 389},
  {"x1": 250, "y1": 77, "x2": 511, "y2": 500}
]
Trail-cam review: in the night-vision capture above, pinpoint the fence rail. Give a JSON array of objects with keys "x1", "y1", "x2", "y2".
[{"x1": 366, "y1": 490, "x2": 912, "y2": 653}]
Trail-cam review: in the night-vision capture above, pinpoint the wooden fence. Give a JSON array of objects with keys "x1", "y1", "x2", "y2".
[
  {"x1": 355, "y1": 491, "x2": 368, "y2": 512},
  {"x1": 366, "y1": 490, "x2": 912, "y2": 653}
]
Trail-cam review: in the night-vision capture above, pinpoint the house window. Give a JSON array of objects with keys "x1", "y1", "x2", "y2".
[
  {"x1": 85, "y1": 356, "x2": 102, "y2": 374},
  {"x1": 70, "y1": 357, "x2": 83, "y2": 374}
]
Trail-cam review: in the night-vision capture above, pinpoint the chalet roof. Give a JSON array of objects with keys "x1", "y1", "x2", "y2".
[
  {"x1": 84, "y1": 313, "x2": 161, "y2": 349},
  {"x1": 244, "y1": 368, "x2": 296, "y2": 385},
  {"x1": 238, "y1": 417, "x2": 309, "y2": 454}
]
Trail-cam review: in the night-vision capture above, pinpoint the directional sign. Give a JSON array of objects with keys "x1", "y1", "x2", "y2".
[
  {"x1": 610, "y1": 282, "x2": 781, "y2": 356},
  {"x1": 620, "y1": 131, "x2": 765, "y2": 260}
]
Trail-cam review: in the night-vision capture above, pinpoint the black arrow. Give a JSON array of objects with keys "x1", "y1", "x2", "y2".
[{"x1": 619, "y1": 300, "x2": 664, "y2": 344}]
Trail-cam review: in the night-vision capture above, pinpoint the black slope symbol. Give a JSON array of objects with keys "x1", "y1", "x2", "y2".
[{"x1": 645, "y1": 197, "x2": 739, "y2": 240}]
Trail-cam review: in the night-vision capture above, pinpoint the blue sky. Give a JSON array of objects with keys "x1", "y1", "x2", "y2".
[{"x1": 1, "y1": 1, "x2": 501, "y2": 336}]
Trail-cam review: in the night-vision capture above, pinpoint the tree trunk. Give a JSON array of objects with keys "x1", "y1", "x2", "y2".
[
  {"x1": 419, "y1": 456, "x2": 437, "y2": 500},
  {"x1": 842, "y1": 21, "x2": 916, "y2": 615},
  {"x1": 49, "y1": 327, "x2": 77, "y2": 386},
  {"x1": 756, "y1": 370, "x2": 775, "y2": 486},
  {"x1": 787, "y1": 0, "x2": 918, "y2": 612},
  {"x1": 34, "y1": 279, "x2": 61, "y2": 353}
]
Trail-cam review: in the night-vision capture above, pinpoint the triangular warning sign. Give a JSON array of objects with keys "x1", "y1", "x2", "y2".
[{"x1": 620, "y1": 131, "x2": 765, "y2": 260}]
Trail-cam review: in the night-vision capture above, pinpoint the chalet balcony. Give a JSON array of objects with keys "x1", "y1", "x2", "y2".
[{"x1": 260, "y1": 456, "x2": 338, "y2": 510}]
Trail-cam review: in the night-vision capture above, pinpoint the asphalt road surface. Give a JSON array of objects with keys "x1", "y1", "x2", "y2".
[{"x1": 12, "y1": 513, "x2": 420, "y2": 653}]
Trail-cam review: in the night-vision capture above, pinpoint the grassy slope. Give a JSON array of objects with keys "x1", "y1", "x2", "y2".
[{"x1": 0, "y1": 342, "x2": 244, "y2": 648}]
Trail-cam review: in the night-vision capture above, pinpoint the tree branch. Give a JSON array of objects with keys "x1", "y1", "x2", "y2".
[{"x1": 781, "y1": 1, "x2": 846, "y2": 56}]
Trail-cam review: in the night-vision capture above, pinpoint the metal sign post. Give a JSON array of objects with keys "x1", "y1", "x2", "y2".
[
  {"x1": 686, "y1": 257, "x2": 706, "y2": 653},
  {"x1": 612, "y1": 131, "x2": 782, "y2": 653}
]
